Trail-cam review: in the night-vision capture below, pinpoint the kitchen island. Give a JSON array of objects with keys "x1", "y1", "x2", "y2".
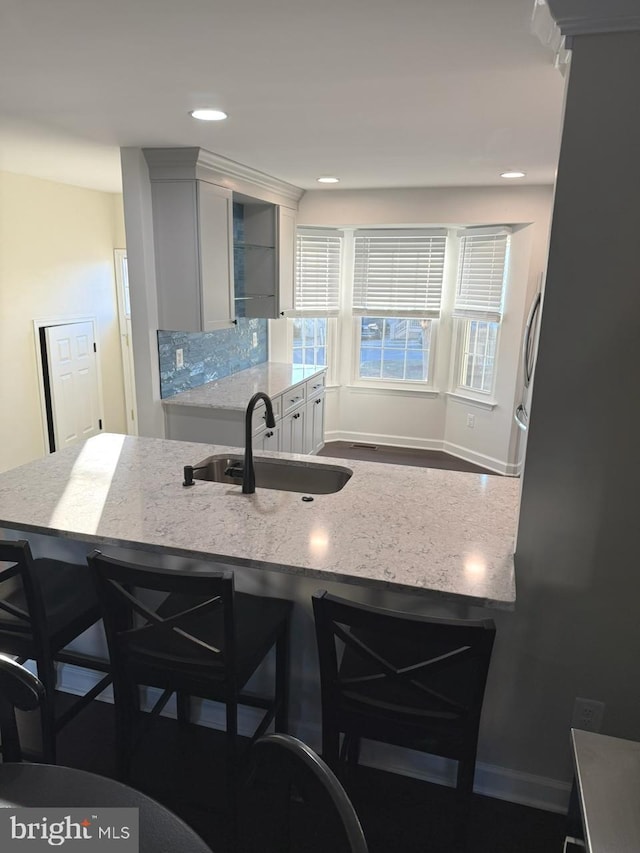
[
  {"x1": 0, "y1": 432, "x2": 519, "y2": 777},
  {"x1": 0, "y1": 433, "x2": 517, "y2": 608}
]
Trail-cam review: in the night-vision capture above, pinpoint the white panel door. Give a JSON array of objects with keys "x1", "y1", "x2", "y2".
[{"x1": 45, "y1": 322, "x2": 101, "y2": 450}]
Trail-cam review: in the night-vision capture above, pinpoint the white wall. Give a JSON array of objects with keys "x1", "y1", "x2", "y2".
[
  {"x1": 291, "y1": 186, "x2": 553, "y2": 472},
  {"x1": 0, "y1": 172, "x2": 127, "y2": 472},
  {"x1": 120, "y1": 148, "x2": 164, "y2": 439}
]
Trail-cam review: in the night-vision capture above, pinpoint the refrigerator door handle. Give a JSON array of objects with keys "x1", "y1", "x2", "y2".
[
  {"x1": 515, "y1": 403, "x2": 528, "y2": 432},
  {"x1": 523, "y1": 291, "x2": 542, "y2": 388}
]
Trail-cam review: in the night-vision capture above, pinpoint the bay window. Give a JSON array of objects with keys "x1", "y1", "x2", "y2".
[
  {"x1": 352, "y1": 230, "x2": 446, "y2": 387},
  {"x1": 290, "y1": 225, "x2": 511, "y2": 398}
]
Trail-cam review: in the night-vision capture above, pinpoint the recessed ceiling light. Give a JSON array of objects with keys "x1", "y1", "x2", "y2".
[
  {"x1": 500, "y1": 170, "x2": 526, "y2": 179},
  {"x1": 317, "y1": 176, "x2": 340, "y2": 184},
  {"x1": 190, "y1": 109, "x2": 228, "y2": 121}
]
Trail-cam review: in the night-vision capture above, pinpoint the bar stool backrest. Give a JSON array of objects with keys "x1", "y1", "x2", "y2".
[{"x1": 0, "y1": 655, "x2": 46, "y2": 762}]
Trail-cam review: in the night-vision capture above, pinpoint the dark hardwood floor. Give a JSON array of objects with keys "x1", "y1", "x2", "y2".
[
  {"x1": 318, "y1": 441, "x2": 500, "y2": 476},
  {"x1": 27, "y1": 694, "x2": 567, "y2": 853}
]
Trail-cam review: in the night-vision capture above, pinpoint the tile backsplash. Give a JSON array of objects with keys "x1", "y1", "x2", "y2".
[{"x1": 158, "y1": 318, "x2": 268, "y2": 398}]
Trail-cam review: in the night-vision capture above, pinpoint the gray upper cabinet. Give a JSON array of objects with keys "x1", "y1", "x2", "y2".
[
  {"x1": 148, "y1": 177, "x2": 234, "y2": 332},
  {"x1": 232, "y1": 197, "x2": 297, "y2": 320},
  {"x1": 144, "y1": 147, "x2": 302, "y2": 330}
]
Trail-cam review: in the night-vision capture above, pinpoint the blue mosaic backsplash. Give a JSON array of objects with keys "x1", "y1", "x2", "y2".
[{"x1": 158, "y1": 318, "x2": 268, "y2": 398}]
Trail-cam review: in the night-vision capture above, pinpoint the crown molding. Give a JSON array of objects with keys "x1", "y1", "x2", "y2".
[
  {"x1": 546, "y1": 0, "x2": 640, "y2": 36},
  {"x1": 531, "y1": 1, "x2": 571, "y2": 75},
  {"x1": 143, "y1": 147, "x2": 304, "y2": 206}
]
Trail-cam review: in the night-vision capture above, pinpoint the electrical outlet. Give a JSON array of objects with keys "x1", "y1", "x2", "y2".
[
  {"x1": 176, "y1": 348, "x2": 184, "y2": 369},
  {"x1": 252, "y1": 332, "x2": 258, "y2": 348},
  {"x1": 466, "y1": 414, "x2": 475, "y2": 429},
  {"x1": 572, "y1": 697, "x2": 605, "y2": 732}
]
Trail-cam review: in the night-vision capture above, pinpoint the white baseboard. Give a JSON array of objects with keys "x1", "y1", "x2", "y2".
[
  {"x1": 324, "y1": 431, "x2": 517, "y2": 476},
  {"x1": 326, "y1": 430, "x2": 444, "y2": 452},
  {"x1": 57, "y1": 664, "x2": 569, "y2": 815},
  {"x1": 442, "y1": 441, "x2": 519, "y2": 477}
]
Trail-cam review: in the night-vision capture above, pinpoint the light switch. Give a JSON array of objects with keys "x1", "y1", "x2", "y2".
[{"x1": 176, "y1": 348, "x2": 184, "y2": 369}]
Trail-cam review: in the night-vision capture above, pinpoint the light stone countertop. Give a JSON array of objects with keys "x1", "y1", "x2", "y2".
[
  {"x1": 161, "y1": 363, "x2": 325, "y2": 410},
  {"x1": 0, "y1": 434, "x2": 518, "y2": 609}
]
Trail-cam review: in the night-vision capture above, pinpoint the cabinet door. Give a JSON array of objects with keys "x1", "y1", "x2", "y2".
[
  {"x1": 255, "y1": 424, "x2": 280, "y2": 452},
  {"x1": 151, "y1": 181, "x2": 201, "y2": 331},
  {"x1": 198, "y1": 182, "x2": 235, "y2": 330},
  {"x1": 305, "y1": 393, "x2": 325, "y2": 454},
  {"x1": 276, "y1": 206, "x2": 297, "y2": 316},
  {"x1": 281, "y1": 408, "x2": 306, "y2": 455},
  {"x1": 150, "y1": 179, "x2": 234, "y2": 332}
]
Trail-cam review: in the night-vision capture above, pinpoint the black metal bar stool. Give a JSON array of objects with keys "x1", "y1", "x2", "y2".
[{"x1": 0, "y1": 540, "x2": 112, "y2": 762}]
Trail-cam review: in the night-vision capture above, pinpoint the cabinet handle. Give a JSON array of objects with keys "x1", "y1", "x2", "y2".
[
  {"x1": 290, "y1": 396, "x2": 301, "y2": 403},
  {"x1": 280, "y1": 311, "x2": 285, "y2": 316},
  {"x1": 315, "y1": 398, "x2": 322, "y2": 404},
  {"x1": 266, "y1": 431, "x2": 274, "y2": 438},
  {"x1": 293, "y1": 413, "x2": 300, "y2": 419}
]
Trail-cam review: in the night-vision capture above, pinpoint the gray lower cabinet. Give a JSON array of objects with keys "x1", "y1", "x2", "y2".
[
  {"x1": 254, "y1": 424, "x2": 280, "y2": 452},
  {"x1": 164, "y1": 370, "x2": 326, "y2": 456},
  {"x1": 306, "y1": 393, "x2": 325, "y2": 455},
  {"x1": 281, "y1": 407, "x2": 306, "y2": 455}
]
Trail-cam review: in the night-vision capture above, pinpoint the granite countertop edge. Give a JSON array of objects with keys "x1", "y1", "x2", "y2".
[{"x1": 162, "y1": 362, "x2": 326, "y2": 411}]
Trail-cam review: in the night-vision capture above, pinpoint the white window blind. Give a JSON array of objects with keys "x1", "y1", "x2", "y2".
[
  {"x1": 294, "y1": 228, "x2": 342, "y2": 316},
  {"x1": 454, "y1": 230, "x2": 510, "y2": 322},
  {"x1": 352, "y1": 229, "x2": 447, "y2": 318}
]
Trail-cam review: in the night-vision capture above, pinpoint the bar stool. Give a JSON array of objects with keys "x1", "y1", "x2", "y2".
[
  {"x1": 312, "y1": 590, "x2": 496, "y2": 846},
  {"x1": 0, "y1": 540, "x2": 111, "y2": 763},
  {"x1": 87, "y1": 549, "x2": 293, "y2": 839}
]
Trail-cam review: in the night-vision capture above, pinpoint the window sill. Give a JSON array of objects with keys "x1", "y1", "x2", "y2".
[
  {"x1": 446, "y1": 391, "x2": 497, "y2": 411},
  {"x1": 346, "y1": 383, "x2": 439, "y2": 398}
]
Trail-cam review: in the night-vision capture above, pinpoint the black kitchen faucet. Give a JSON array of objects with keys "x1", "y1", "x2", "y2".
[{"x1": 242, "y1": 392, "x2": 276, "y2": 494}]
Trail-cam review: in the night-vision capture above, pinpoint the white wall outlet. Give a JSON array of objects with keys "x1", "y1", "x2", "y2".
[
  {"x1": 176, "y1": 348, "x2": 184, "y2": 369},
  {"x1": 572, "y1": 697, "x2": 605, "y2": 732},
  {"x1": 252, "y1": 332, "x2": 258, "y2": 348},
  {"x1": 466, "y1": 413, "x2": 475, "y2": 428}
]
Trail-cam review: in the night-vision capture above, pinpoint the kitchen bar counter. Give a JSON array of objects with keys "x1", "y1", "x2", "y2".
[
  {"x1": 161, "y1": 362, "x2": 324, "y2": 410},
  {"x1": 570, "y1": 728, "x2": 640, "y2": 852},
  {"x1": 0, "y1": 434, "x2": 518, "y2": 608}
]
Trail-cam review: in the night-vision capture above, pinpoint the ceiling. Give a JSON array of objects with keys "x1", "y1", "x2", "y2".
[{"x1": 0, "y1": 0, "x2": 566, "y2": 194}]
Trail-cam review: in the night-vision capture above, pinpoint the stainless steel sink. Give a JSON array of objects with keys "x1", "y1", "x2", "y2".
[{"x1": 192, "y1": 454, "x2": 352, "y2": 495}]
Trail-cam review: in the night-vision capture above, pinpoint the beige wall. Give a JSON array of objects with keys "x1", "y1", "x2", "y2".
[{"x1": 0, "y1": 171, "x2": 127, "y2": 472}]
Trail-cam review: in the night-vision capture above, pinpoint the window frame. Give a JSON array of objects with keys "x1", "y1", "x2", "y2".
[
  {"x1": 288, "y1": 316, "x2": 338, "y2": 386},
  {"x1": 351, "y1": 315, "x2": 439, "y2": 392},
  {"x1": 448, "y1": 228, "x2": 510, "y2": 404},
  {"x1": 449, "y1": 317, "x2": 501, "y2": 404},
  {"x1": 349, "y1": 228, "x2": 447, "y2": 392}
]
